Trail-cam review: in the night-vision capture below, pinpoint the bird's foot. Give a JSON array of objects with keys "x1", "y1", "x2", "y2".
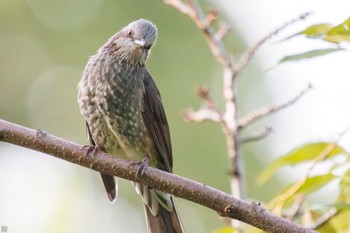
[
  {"x1": 81, "y1": 145, "x2": 103, "y2": 157},
  {"x1": 130, "y1": 156, "x2": 150, "y2": 178}
]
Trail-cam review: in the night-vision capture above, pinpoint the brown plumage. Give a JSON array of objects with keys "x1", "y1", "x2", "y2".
[{"x1": 78, "y1": 19, "x2": 185, "y2": 233}]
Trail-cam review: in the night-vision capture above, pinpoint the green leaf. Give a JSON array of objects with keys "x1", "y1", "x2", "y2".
[
  {"x1": 290, "y1": 23, "x2": 333, "y2": 40},
  {"x1": 279, "y1": 23, "x2": 333, "y2": 42},
  {"x1": 212, "y1": 227, "x2": 237, "y2": 233},
  {"x1": 324, "y1": 17, "x2": 350, "y2": 43},
  {"x1": 269, "y1": 174, "x2": 336, "y2": 211},
  {"x1": 258, "y1": 143, "x2": 345, "y2": 185},
  {"x1": 338, "y1": 168, "x2": 350, "y2": 203},
  {"x1": 301, "y1": 23, "x2": 334, "y2": 37},
  {"x1": 298, "y1": 174, "x2": 337, "y2": 194},
  {"x1": 278, "y1": 48, "x2": 343, "y2": 63},
  {"x1": 316, "y1": 210, "x2": 350, "y2": 232}
]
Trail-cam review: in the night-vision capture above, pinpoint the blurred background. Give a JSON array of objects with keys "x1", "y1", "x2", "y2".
[{"x1": 0, "y1": 0, "x2": 349, "y2": 232}]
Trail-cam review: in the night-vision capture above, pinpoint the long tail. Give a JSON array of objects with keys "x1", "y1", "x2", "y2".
[
  {"x1": 144, "y1": 196, "x2": 184, "y2": 233},
  {"x1": 134, "y1": 183, "x2": 185, "y2": 233},
  {"x1": 100, "y1": 173, "x2": 117, "y2": 203}
]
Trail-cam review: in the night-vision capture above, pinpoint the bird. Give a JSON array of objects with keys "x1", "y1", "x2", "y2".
[{"x1": 77, "y1": 18, "x2": 185, "y2": 233}]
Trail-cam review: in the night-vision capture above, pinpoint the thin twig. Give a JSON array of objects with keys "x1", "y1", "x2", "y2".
[
  {"x1": 182, "y1": 86, "x2": 223, "y2": 123},
  {"x1": 165, "y1": 0, "x2": 232, "y2": 68},
  {"x1": 240, "y1": 126, "x2": 273, "y2": 144},
  {"x1": 310, "y1": 208, "x2": 338, "y2": 230},
  {"x1": 196, "y1": 85, "x2": 221, "y2": 114},
  {"x1": 165, "y1": 1, "x2": 313, "y2": 230},
  {"x1": 285, "y1": 195, "x2": 305, "y2": 221},
  {"x1": 214, "y1": 21, "x2": 230, "y2": 41},
  {"x1": 165, "y1": 1, "x2": 241, "y2": 207},
  {"x1": 231, "y1": 12, "x2": 311, "y2": 79},
  {"x1": 238, "y1": 84, "x2": 312, "y2": 129},
  {"x1": 0, "y1": 119, "x2": 317, "y2": 233},
  {"x1": 183, "y1": 107, "x2": 220, "y2": 122}
]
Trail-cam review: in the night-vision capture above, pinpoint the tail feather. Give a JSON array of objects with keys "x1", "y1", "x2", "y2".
[
  {"x1": 144, "y1": 197, "x2": 185, "y2": 233},
  {"x1": 100, "y1": 173, "x2": 117, "y2": 203},
  {"x1": 134, "y1": 182, "x2": 185, "y2": 233}
]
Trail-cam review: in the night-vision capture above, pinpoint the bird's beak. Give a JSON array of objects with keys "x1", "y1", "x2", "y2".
[{"x1": 134, "y1": 39, "x2": 145, "y2": 47}]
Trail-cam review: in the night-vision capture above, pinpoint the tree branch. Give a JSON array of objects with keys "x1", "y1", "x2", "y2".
[
  {"x1": 0, "y1": 119, "x2": 316, "y2": 233},
  {"x1": 284, "y1": 195, "x2": 305, "y2": 221},
  {"x1": 310, "y1": 208, "x2": 338, "y2": 230},
  {"x1": 238, "y1": 84, "x2": 312, "y2": 129},
  {"x1": 183, "y1": 86, "x2": 226, "y2": 127},
  {"x1": 165, "y1": 1, "x2": 242, "y2": 211},
  {"x1": 240, "y1": 126, "x2": 273, "y2": 144},
  {"x1": 183, "y1": 107, "x2": 221, "y2": 123},
  {"x1": 231, "y1": 12, "x2": 311, "y2": 80},
  {"x1": 164, "y1": 0, "x2": 232, "y2": 68},
  {"x1": 164, "y1": 1, "x2": 316, "y2": 231}
]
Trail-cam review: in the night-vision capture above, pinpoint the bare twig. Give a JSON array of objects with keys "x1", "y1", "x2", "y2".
[
  {"x1": 165, "y1": 0, "x2": 232, "y2": 68},
  {"x1": 183, "y1": 86, "x2": 224, "y2": 123},
  {"x1": 196, "y1": 86, "x2": 220, "y2": 112},
  {"x1": 310, "y1": 208, "x2": 338, "y2": 230},
  {"x1": 231, "y1": 13, "x2": 311, "y2": 79},
  {"x1": 214, "y1": 21, "x2": 230, "y2": 41},
  {"x1": 238, "y1": 84, "x2": 312, "y2": 129},
  {"x1": 240, "y1": 126, "x2": 273, "y2": 144},
  {"x1": 165, "y1": 1, "x2": 241, "y2": 208},
  {"x1": 0, "y1": 119, "x2": 316, "y2": 233},
  {"x1": 183, "y1": 107, "x2": 220, "y2": 122},
  {"x1": 166, "y1": 1, "x2": 313, "y2": 230},
  {"x1": 285, "y1": 195, "x2": 305, "y2": 221}
]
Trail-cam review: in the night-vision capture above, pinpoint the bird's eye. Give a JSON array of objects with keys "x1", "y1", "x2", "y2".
[
  {"x1": 144, "y1": 45, "x2": 151, "y2": 50},
  {"x1": 127, "y1": 30, "x2": 133, "y2": 37}
]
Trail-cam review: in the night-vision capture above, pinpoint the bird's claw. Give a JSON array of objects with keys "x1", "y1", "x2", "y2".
[
  {"x1": 81, "y1": 145, "x2": 102, "y2": 157},
  {"x1": 130, "y1": 156, "x2": 150, "y2": 178}
]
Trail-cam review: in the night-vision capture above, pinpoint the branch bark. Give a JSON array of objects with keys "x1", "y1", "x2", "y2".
[
  {"x1": 165, "y1": 0, "x2": 242, "y2": 208},
  {"x1": 238, "y1": 84, "x2": 312, "y2": 129},
  {"x1": 0, "y1": 119, "x2": 316, "y2": 233}
]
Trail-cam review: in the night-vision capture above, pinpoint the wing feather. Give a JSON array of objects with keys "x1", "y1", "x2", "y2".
[{"x1": 141, "y1": 70, "x2": 173, "y2": 173}]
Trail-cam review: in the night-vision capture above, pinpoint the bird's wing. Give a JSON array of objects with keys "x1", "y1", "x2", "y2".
[
  {"x1": 86, "y1": 122, "x2": 117, "y2": 202},
  {"x1": 141, "y1": 70, "x2": 173, "y2": 173}
]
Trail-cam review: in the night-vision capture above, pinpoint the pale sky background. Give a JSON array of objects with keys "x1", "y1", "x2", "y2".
[
  {"x1": 218, "y1": 0, "x2": 350, "y2": 206},
  {"x1": 218, "y1": 0, "x2": 350, "y2": 154},
  {"x1": 1, "y1": 1, "x2": 349, "y2": 232}
]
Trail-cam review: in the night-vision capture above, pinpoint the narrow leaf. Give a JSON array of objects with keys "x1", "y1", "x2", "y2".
[
  {"x1": 279, "y1": 23, "x2": 333, "y2": 42},
  {"x1": 278, "y1": 48, "x2": 343, "y2": 63},
  {"x1": 212, "y1": 227, "x2": 237, "y2": 233},
  {"x1": 338, "y1": 168, "x2": 350, "y2": 203},
  {"x1": 301, "y1": 23, "x2": 334, "y2": 37},
  {"x1": 324, "y1": 17, "x2": 350, "y2": 43},
  {"x1": 269, "y1": 174, "x2": 336, "y2": 211},
  {"x1": 258, "y1": 143, "x2": 345, "y2": 185},
  {"x1": 298, "y1": 174, "x2": 337, "y2": 194}
]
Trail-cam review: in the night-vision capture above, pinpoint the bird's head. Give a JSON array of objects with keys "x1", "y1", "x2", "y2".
[{"x1": 105, "y1": 19, "x2": 158, "y2": 67}]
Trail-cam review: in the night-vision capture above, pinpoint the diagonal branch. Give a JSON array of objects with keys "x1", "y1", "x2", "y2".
[
  {"x1": 183, "y1": 107, "x2": 221, "y2": 123},
  {"x1": 238, "y1": 84, "x2": 312, "y2": 129},
  {"x1": 182, "y1": 86, "x2": 222, "y2": 123},
  {"x1": 231, "y1": 12, "x2": 311, "y2": 80},
  {"x1": 310, "y1": 208, "x2": 338, "y2": 230},
  {"x1": 240, "y1": 126, "x2": 273, "y2": 144},
  {"x1": 284, "y1": 195, "x2": 305, "y2": 221},
  {"x1": 165, "y1": 1, "x2": 313, "y2": 230},
  {"x1": 165, "y1": 1, "x2": 241, "y2": 210},
  {"x1": 164, "y1": 0, "x2": 232, "y2": 68},
  {"x1": 0, "y1": 119, "x2": 316, "y2": 233}
]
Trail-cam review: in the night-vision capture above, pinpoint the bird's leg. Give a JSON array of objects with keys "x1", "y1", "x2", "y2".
[{"x1": 130, "y1": 155, "x2": 150, "y2": 178}]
